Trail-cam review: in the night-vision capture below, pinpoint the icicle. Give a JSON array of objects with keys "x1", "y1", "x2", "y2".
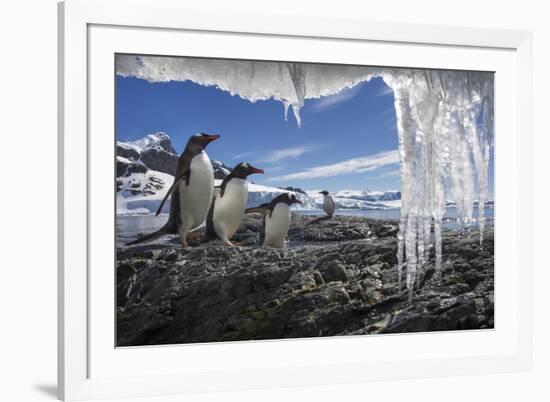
[
  {"x1": 431, "y1": 97, "x2": 447, "y2": 281},
  {"x1": 415, "y1": 131, "x2": 427, "y2": 286},
  {"x1": 391, "y1": 81, "x2": 418, "y2": 294},
  {"x1": 287, "y1": 63, "x2": 306, "y2": 127},
  {"x1": 291, "y1": 105, "x2": 302, "y2": 128},
  {"x1": 397, "y1": 222, "x2": 405, "y2": 291},
  {"x1": 283, "y1": 100, "x2": 290, "y2": 122},
  {"x1": 386, "y1": 69, "x2": 492, "y2": 297},
  {"x1": 477, "y1": 86, "x2": 494, "y2": 244},
  {"x1": 405, "y1": 208, "x2": 418, "y2": 303}
]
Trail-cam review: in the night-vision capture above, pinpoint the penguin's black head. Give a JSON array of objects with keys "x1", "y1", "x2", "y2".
[
  {"x1": 280, "y1": 193, "x2": 302, "y2": 206},
  {"x1": 186, "y1": 132, "x2": 220, "y2": 153},
  {"x1": 231, "y1": 162, "x2": 264, "y2": 179},
  {"x1": 319, "y1": 190, "x2": 330, "y2": 196}
]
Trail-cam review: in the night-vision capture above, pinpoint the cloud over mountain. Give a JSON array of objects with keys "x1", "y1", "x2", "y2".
[{"x1": 268, "y1": 149, "x2": 399, "y2": 181}]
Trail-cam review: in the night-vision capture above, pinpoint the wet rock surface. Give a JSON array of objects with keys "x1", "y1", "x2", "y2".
[{"x1": 116, "y1": 215, "x2": 494, "y2": 346}]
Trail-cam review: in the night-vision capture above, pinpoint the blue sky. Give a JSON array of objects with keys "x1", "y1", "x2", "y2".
[{"x1": 116, "y1": 74, "x2": 494, "y2": 196}]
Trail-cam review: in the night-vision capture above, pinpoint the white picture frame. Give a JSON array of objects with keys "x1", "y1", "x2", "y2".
[{"x1": 58, "y1": 0, "x2": 533, "y2": 400}]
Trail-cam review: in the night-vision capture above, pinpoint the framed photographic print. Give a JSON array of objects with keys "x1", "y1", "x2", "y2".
[{"x1": 58, "y1": 0, "x2": 533, "y2": 400}]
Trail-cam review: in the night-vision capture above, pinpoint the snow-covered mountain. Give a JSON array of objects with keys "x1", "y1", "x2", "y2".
[
  {"x1": 117, "y1": 132, "x2": 178, "y2": 177},
  {"x1": 333, "y1": 189, "x2": 401, "y2": 202},
  {"x1": 117, "y1": 133, "x2": 235, "y2": 214},
  {"x1": 306, "y1": 190, "x2": 401, "y2": 211},
  {"x1": 246, "y1": 183, "x2": 316, "y2": 210},
  {"x1": 117, "y1": 132, "x2": 231, "y2": 179},
  {"x1": 117, "y1": 169, "x2": 174, "y2": 215},
  {"x1": 116, "y1": 133, "x2": 402, "y2": 215}
]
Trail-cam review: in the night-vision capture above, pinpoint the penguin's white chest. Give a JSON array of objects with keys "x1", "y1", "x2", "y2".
[
  {"x1": 263, "y1": 203, "x2": 291, "y2": 248},
  {"x1": 178, "y1": 152, "x2": 214, "y2": 230},
  {"x1": 213, "y1": 179, "x2": 248, "y2": 240},
  {"x1": 323, "y1": 195, "x2": 335, "y2": 216}
]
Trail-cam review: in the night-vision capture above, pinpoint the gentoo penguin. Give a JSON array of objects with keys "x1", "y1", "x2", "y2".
[
  {"x1": 126, "y1": 132, "x2": 219, "y2": 247},
  {"x1": 246, "y1": 193, "x2": 302, "y2": 248},
  {"x1": 319, "y1": 190, "x2": 335, "y2": 217},
  {"x1": 205, "y1": 162, "x2": 264, "y2": 246}
]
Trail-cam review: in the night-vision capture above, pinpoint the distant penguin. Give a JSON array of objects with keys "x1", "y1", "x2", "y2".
[
  {"x1": 246, "y1": 193, "x2": 302, "y2": 248},
  {"x1": 126, "y1": 133, "x2": 220, "y2": 247},
  {"x1": 319, "y1": 190, "x2": 335, "y2": 217},
  {"x1": 205, "y1": 162, "x2": 264, "y2": 246}
]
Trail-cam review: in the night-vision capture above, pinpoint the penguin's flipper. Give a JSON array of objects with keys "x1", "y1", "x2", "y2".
[
  {"x1": 125, "y1": 224, "x2": 170, "y2": 246},
  {"x1": 245, "y1": 205, "x2": 270, "y2": 215},
  {"x1": 204, "y1": 195, "x2": 218, "y2": 242},
  {"x1": 306, "y1": 215, "x2": 332, "y2": 226},
  {"x1": 259, "y1": 214, "x2": 266, "y2": 246},
  {"x1": 246, "y1": 202, "x2": 271, "y2": 212},
  {"x1": 155, "y1": 170, "x2": 189, "y2": 216}
]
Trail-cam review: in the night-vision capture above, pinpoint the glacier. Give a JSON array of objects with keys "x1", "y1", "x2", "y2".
[{"x1": 117, "y1": 55, "x2": 494, "y2": 301}]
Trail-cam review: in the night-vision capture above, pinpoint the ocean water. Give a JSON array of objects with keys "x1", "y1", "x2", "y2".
[
  {"x1": 298, "y1": 205, "x2": 494, "y2": 220},
  {"x1": 116, "y1": 206, "x2": 494, "y2": 247}
]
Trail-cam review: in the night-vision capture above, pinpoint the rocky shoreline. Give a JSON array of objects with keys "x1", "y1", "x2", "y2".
[{"x1": 116, "y1": 214, "x2": 494, "y2": 346}]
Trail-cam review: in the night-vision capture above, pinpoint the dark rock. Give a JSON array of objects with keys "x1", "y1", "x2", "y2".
[
  {"x1": 116, "y1": 144, "x2": 140, "y2": 161},
  {"x1": 463, "y1": 269, "x2": 482, "y2": 289},
  {"x1": 318, "y1": 260, "x2": 348, "y2": 283},
  {"x1": 154, "y1": 135, "x2": 177, "y2": 154},
  {"x1": 116, "y1": 218, "x2": 494, "y2": 346},
  {"x1": 124, "y1": 161, "x2": 149, "y2": 177},
  {"x1": 426, "y1": 296, "x2": 441, "y2": 311},
  {"x1": 116, "y1": 134, "x2": 179, "y2": 176},
  {"x1": 370, "y1": 223, "x2": 399, "y2": 238},
  {"x1": 117, "y1": 159, "x2": 130, "y2": 177},
  {"x1": 140, "y1": 148, "x2": 178, "y2": 176}
]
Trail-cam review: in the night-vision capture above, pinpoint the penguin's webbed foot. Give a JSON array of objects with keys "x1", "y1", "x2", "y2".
[{"x1": 187, "y1": 232, "x2": 202, "y2": 242}]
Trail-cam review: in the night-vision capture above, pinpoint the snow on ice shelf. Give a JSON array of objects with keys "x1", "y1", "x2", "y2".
[{"x1": 117, "y1": 55, "x2": 494, "y2": 302}]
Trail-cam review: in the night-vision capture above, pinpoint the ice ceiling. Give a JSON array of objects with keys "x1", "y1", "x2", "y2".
[{"x1": 117, "y1": 55, "x2": 494, "y2": 301}]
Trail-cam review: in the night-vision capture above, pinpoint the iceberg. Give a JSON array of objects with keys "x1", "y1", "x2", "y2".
[{"x1": 117, "y1": 55, "x2": 493, "y2": 302}]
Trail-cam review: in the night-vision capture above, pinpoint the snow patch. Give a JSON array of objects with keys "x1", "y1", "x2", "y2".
[{"x1": 117, "y1": 170, "x2": 174, "y2": 215}]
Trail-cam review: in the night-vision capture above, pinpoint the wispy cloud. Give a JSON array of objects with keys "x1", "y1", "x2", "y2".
[
  {"x1": 232, "y1": 151, "x2": 254, "y2": 161},
  {"x1": 372, "y1": 85, "x2": 394, "y2": 97},
  {"x1": 268, "y1": 150, "x2": 399, "y2": 181},
  {"x1": 376, "y1": 168, "x2": 401, "y2": 178},
  {"x1": 265, "y1": 166, "x2": 284, "y2": 172},
  {"x1": 307, "y1": 84, "x2": 364, "y2": 113},
  {"x1": 366, "y1": 106, "x2": 397, "y2": 126},
  {"x1": 260, "y1": 144, "x2": 320, "y2": 163}
]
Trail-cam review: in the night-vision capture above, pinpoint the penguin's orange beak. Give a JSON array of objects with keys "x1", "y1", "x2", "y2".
[
  {"x1": 293, "y1": 199, "x2": 303, "y2": 204},
  {"x1": 205, "y1": 134, "x2": 220, "y2": 142},
  {"x1": 251, "y1": 167, "x2": 264, "y2": 174}
]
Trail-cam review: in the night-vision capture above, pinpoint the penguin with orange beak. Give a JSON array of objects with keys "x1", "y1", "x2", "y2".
[
  {"x1": 246, "y1": 193, "x2": 303, "y2": 248},
  {"x1": 126, "y1": 133, "x2": 220, "y2": 247},
  {"x1": 205, "y1": 162, "x2": 264, "y2": 246}
]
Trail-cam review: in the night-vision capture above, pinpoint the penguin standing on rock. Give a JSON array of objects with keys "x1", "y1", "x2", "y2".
[
  {"x1": 126, "y1": 133, "x2": 220, "y2": 247},
  {"x1": 305, "y1": 190, "x2": 335, "y2": 227},
  {"x1": 205, "y1": 162, "x2": 264, "y2": 246},
  {"x1": 246, "y1": 193, "x2": 302, "y2": 248},
  {"x1": 319, "y1": 190, "x2": 335, "y2": 217}
]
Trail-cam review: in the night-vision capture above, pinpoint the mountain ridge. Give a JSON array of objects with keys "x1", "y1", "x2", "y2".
[{"x1": 116, "y1": 133, "x2": 402, "y2": 215}]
